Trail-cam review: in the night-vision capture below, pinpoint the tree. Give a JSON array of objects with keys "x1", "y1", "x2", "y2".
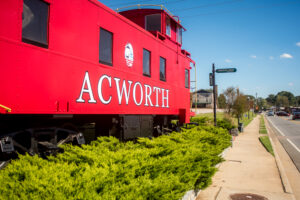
[
  {"x1": 245, "y1": 95, "x2": 255, "y2": 101},
  {"x1": 232, "y1": 92, "x2": 248, "y2": 123},
  {"x1": 266, "y1": 94, "x2": 276, "y2": 106},
  {"x1": 223, "y1": 87, "x2": 236, "y2": 113},
  {"x1": 257, "y1": 97, "x2": 267, "y2": 110},
  {"x1": 296, "y1": 96, "x2": 300, "y2": 106},
  {"x1": 218, "y1": 94, "x2": 226, "y2": 109},
  {"x1": 276, "y1": 91, "x2": 295, "y2": 106},
  {"x1": 276, "y1": 95, "x2": 289, "y2": 107}
]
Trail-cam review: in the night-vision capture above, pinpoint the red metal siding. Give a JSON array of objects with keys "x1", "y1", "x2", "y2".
[{"x1": 0, "y1": 0, "x2": 192, "y2": 123}]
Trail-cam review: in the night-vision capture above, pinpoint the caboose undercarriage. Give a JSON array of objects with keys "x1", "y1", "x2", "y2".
[{"x1": 0, "y1": 114, "x2": 179, "y2": 166}]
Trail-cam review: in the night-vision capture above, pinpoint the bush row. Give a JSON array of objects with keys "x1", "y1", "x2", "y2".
[{"x1": 0, "y1": 123, "x2": 231, "y2": 200}]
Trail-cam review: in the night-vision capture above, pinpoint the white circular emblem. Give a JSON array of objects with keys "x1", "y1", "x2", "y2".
[{"x1": 125, "y1": 43, "x2": 134, "y2": 67}]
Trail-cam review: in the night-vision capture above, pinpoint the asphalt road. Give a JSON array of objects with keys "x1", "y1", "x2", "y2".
[{"x1": 266, "y1": 115, "x2": 300, "y2": 172}]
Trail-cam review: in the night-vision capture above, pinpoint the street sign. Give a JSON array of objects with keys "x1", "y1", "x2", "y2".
[
  {"x1": 209, "y1": 73, "x2": 213, "y2": 86},
  {"x1": 216, "y1": 68, "x2": 237, "y2": 73}
]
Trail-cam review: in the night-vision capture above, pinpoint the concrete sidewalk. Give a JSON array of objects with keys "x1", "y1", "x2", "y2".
[{"x1": 196, "y1": 116, "x2": 295, "y2": 200}]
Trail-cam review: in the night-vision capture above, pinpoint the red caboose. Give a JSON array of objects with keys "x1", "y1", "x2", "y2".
[{"x1": 0, "y1": 0, "x2": 195, "y2": 156}]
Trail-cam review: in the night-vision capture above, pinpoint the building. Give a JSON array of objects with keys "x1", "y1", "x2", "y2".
[{"x1": 192, "y1": 89, "x2": 217, "y2": 108}]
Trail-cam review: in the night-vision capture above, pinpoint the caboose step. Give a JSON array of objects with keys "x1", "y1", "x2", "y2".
[{"x1": 0, "y1": 137, "x2": 14, "y2": 153}]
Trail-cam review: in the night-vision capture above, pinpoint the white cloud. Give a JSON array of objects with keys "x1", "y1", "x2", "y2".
[
  {"x1": 225, "y1": 59, "x2": 232, "y2": 63},
  {"x1": 296, "y1": 42, "x2": 300, "y2": 47},
  {"x1": 269, "y1": 56, "x2": 274, "y2": 60},
  {"x1": 280, "y1": 53, "x2": 293, "y2": 59},
  {"x1": 250, "y1": 55, "x2": 257, "y2": 59},
  {"x1": 288, "y1": 82, "x2": 294, "y2": 87}
]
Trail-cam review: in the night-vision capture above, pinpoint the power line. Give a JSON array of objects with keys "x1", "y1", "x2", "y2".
[
  {"x1": 172, "y1": 0, "x2": 243, "y2": 12},
  {"x1": 108, "y1": 0, "x2": 156, "y2": 7},
  {"x1": 181, "y1": 0, "x2": 300, "y2": 18},
  {"x1": 162, "y1": 0, "x2": 186, "y2": 5},
  {"x1": 107, "y1": 0, "x2": 185, "y2": 8}
]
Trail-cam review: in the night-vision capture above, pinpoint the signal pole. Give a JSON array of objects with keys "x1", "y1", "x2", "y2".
[{"x1": 212, "y1": 63, "x2": 217, "y2": 126}]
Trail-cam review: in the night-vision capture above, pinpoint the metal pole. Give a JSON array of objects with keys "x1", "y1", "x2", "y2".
[
  {"x1": 195, "y1": 64, "x2": 197, "y2": 110},
  {"x1": 213, "y1": 63, "x2": 217, "y2": 126}
]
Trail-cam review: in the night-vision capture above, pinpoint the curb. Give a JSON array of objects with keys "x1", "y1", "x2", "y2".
[{"x1": 264, "y1": 116, "x2": 295, "y2": 199}]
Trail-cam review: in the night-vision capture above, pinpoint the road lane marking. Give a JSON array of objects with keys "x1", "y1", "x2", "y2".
[
  {"x1": 287, "y1": 139, "x2": 300, "y2": 153},
  {"x1": 267, "y1": 116, "x2": 300, "y2": 154},
  {"x1": 267, "y1": 117, "x2": 285, "y2": 136}
]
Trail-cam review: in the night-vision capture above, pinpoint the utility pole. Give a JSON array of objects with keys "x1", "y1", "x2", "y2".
[{"x1": 212, "y1": 63, "x2": 217, "y2": 126}]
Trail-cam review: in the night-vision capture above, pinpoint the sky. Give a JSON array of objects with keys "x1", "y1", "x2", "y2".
[{"x1": 99, "y1": 0, "x2": 300, "y2": 98}]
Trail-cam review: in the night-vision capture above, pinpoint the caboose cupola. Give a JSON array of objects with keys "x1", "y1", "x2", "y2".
[{"x1": 118, "y1": 5, "x2": 184, "y2": 45}]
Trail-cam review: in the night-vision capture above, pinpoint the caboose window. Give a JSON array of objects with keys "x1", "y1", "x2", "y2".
[
  {"x1": 177, "y1": 26, "x2": 182, "y2": 45},
  {"x1": 143, "y1": 49, "x2": 151, "y2": 77},
  {"x1": 185, "y1": 69, "x2": 189, "y2": 88},
  {"x1": 99, "y1": 28, "x2": 113, "y2": 66},
  {"x1": 145, "y1": 14, "x2": 161, "y2": 32},
  {"x1": 160, "y1": 57, "x2": 166, "y2": 81},
  {"x1": 166, "y1": 17, "x2": 171, "y2": 37},
  {"x1": 22, "y1": 0, "x2": 49, "y2": 48}
]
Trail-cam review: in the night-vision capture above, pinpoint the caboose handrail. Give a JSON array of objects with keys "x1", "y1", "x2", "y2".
[
  {"x1": 116, "y1": 4, "x2": 177, "y2": 22},
  {"x1": 0, "y1": 104, "x2": 12, "y2": 113}
]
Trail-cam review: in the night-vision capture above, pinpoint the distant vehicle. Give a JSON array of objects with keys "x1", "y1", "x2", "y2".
[
  {"x1": 267, "y1": 111, "x2": 274, "y2": 116},
  {"x1": 292, "y1": 112, "x2": 300, "y2": 120},
  {"x1": 292, "y1": 109, "x2": 300, "y2": 115},
  {"x1": 276, "y1": 111, "x2": 290, "y2": 116}
]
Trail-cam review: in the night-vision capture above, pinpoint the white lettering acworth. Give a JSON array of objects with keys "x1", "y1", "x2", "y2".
[{"x1": 76, "y1": 72, "x2": 169, "y2": 108}]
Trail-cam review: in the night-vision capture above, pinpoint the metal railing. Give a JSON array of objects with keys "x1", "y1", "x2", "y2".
[{"x1": 116, "y1": 4, "x2": 178, "y2": 22}]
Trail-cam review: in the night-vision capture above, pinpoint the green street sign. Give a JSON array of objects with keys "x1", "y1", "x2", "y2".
[{"x1": 216, "y1": 68, "x2": 237, "y2": 73}]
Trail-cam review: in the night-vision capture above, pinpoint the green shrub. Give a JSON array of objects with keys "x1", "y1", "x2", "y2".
[{"x1": 0, "y1": 125, "x2": 231, "y2": 200}]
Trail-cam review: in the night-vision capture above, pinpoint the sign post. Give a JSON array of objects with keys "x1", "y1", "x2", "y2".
[
  {"x1": 212, "y1": 64, "x2": 217, "y2": 126},
  {"x1": 211, "y1": 65, "x2": 237, "y2": 126}
]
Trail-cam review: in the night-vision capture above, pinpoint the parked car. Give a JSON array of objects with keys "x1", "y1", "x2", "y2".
[
  {"x1": 292, "y1": 112, "x2": 300, "y2": 120},
  {"x1": 267, "y1": 111, "x2": 274, "y2": 116},
  {"x1": 276, "y1": 111, "x2": 290, "y2": 116}
]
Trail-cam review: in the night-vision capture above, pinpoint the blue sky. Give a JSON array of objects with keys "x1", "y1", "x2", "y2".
[{"x1": 99, "y1": 0, "x2": 300, "y2": 98}]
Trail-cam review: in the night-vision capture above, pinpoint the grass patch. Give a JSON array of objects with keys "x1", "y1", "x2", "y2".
[
  {"x1": 259, "y1": 136, "x2": 274, "y2": 156},
  {"x1": 259, "y1": 116, "x2": 267, "y2": 134},
  {"x1": 259, "y1": 129, "x2": 267, "y2": 134},
  {"x1": 240, "y1": 114, "x2": 255, "y2": 127},
  {"x1": 196, "y1": 112, "x2": 256, "y2": 128},
  {"x1": 195, "y1": 112, "x2": 225, "y2": 119}
]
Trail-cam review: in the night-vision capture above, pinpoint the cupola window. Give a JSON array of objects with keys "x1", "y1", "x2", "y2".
[{"x1": 145, "y1": 14, "x2": 161, "y2": 32}]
